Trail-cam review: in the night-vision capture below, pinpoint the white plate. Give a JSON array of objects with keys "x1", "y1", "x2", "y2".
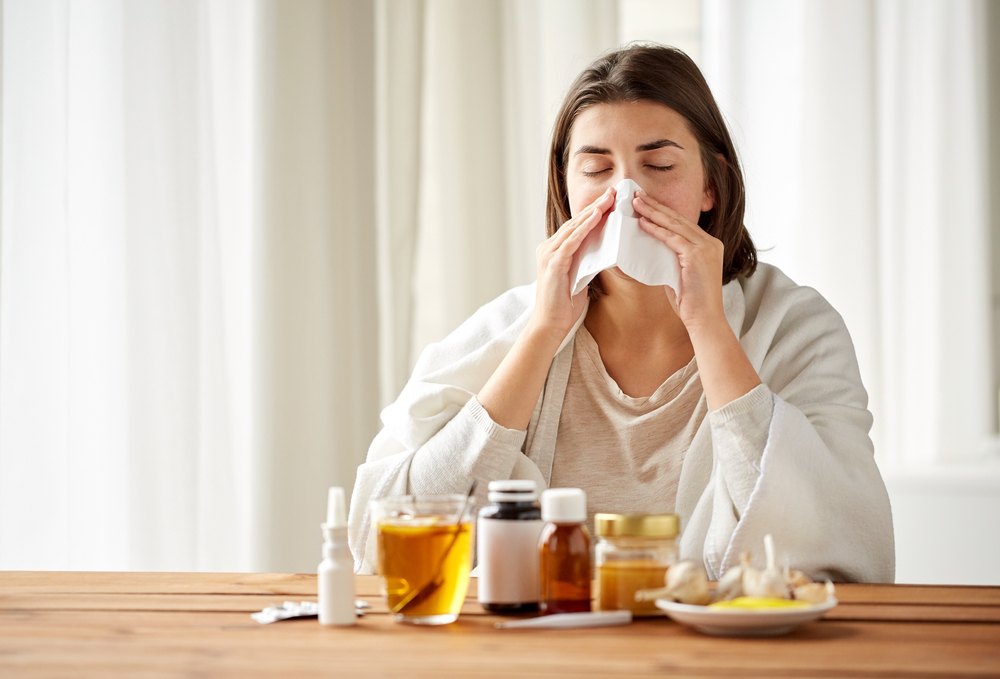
[{"x1": 654, "y1": 598, "x2": 838, "y2": 637}]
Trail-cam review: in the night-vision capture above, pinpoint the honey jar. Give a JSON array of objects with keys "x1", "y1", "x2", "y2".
[{"x1": 594, "y1": 513, "x2": 679, "y2": 616}]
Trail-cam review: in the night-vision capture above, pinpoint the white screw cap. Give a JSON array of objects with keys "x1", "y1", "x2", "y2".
[{"x1": 541, "y1": 488, "x2": 587, "y2": 523}]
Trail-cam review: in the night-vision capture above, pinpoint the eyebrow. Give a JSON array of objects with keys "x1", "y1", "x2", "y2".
[
  {"x1": 637, "y1": 138, "x2": 684, "y2": 152},
  {"x1": 574, "y1": 139, "x2": 685, "y2": 156}
]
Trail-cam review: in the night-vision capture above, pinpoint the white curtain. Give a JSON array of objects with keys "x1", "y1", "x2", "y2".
[
  {"x1": 0, "y1": 0, "x2": 378, "y2": 573},
  {"x1": 701, "y1": 0, "x2": 993, "y2": 468},
  {"x1": 378, "y1": 0, "x2": 618, "y2": 404},
  {"x1": 0, "y1": 0, "x2": 619, "y2": 573}
]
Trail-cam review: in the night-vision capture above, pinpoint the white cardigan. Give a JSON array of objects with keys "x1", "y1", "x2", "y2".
[{"x1": 348, "y1": 264, "x2": 895, "y2": 582}]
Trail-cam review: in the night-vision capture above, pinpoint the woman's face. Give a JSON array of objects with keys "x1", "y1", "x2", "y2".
[{"x1": 565, "y1": 101, "x2": 714, "y2": 225}]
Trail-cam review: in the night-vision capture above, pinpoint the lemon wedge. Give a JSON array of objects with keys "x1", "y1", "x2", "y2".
[{"x1": 708, "y1": 597, "x2": 810, "y2": 609}]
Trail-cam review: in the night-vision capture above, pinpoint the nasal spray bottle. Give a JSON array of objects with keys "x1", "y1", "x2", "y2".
[{"x1": 318, "y1": 487, "x2": 355, "y2": 626}]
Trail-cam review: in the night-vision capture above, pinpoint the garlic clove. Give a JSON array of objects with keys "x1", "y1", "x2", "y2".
[
  {"x1": 792, "y1": 582, "x2": 828, "y2": 604},
  {"x1": 633, "y1": 585, "x2": 672, "y2": 602},
  {"x1": 666, "y1": 560, "x2": 712, "y2": 606},
  {"x1": 634, "y1": 560, "x2": 711, "y2": 605},
  {"x1": 744, "y1": 569, "x2": 789, "y2": 599},
  {"x1": 715, "y1": 554, "x2": 747, "y2": 602},
  {"x1": 785, "y1": 567, "x2": 813, "y2": 590},
  {"x1": 738, "y1": 551, "x2": 760, "y2": 593},
  {"x1": 743, "y1": 534, "x2": 790, "y2": 600},
  {"x1": 793, "y1": 580, "x2": 836, "y2": 605}
]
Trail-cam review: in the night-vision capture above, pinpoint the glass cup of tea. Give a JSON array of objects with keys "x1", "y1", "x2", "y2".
[{"x1": 371, "y1": 494, "x2": 476, "y2": 625}]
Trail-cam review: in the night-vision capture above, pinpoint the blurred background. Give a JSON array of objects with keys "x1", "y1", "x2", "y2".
[{"x1": 1, "y1": 0, "x2": 997, "y2": 584}]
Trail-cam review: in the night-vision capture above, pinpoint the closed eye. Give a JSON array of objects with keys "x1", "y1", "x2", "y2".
[
  {"x1": 646, "y1": 165, "x2": 674, "y2": 172},
  {"x1": 582, "y1": 168, "x2": 612, "y2": 177}
]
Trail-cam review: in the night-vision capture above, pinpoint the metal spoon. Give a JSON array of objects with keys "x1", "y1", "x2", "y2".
[{"x1": 391, "y1": 480, "x2": 477, "y2": 616}]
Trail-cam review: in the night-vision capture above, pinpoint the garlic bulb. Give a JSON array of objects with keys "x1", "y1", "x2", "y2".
[
  {"x1": 634, "y1": 560, "x2": 711, "y2": 605},
  {"x1": 794, "y1": 580, "x2": 836, "y2": 605},
  {"x1": 737, "y1": 551, "x2": 760, "y2": 596},
  {"x1": 714, "y1": 553, "x2": 747, "y2": 602},
  {"x1": 785, "y1": 567, "x2": 813, "y2": 590},
  {"x1": 742, "y1": 534, "x2": 790, "y2": 599}
]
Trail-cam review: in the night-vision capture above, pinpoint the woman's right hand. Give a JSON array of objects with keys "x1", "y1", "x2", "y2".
[
  {"x1": 477, "y1": 187, "x2": 615, "y2": 431},
  {"x1": 529, "y1": 187, "x2": 616, "y2": 341}
]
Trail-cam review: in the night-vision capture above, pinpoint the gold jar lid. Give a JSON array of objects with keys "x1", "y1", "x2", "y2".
[{"x1": 594, "y1": 513, "x2": 679, "y2": 538}]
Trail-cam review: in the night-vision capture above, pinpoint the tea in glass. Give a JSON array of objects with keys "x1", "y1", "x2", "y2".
[{"x1": 372, "y1": 494, "x2": 475, "y2": 625}]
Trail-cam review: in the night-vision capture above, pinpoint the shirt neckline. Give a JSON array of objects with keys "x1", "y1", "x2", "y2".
[{"x1": 575, "y1": 324, "x2": 699, "y2": 408}]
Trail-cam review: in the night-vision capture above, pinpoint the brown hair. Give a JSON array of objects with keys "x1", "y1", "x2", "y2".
[{"x1": 546, "y1": 43, "x2": 756, "y2": 287}]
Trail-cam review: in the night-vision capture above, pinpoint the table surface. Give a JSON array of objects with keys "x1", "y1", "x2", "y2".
[{"x1": 1, "y1": 572, "x2": 999, "y2": 678}]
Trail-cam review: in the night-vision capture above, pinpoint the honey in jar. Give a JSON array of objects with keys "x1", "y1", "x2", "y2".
[{"x1": 594, "y1": 513, "x2": 679, "y2": 616}]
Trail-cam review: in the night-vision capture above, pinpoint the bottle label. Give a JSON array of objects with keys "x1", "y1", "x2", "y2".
[{"x1": 477, "y1": 517, "x2": 544, "y2": 604}]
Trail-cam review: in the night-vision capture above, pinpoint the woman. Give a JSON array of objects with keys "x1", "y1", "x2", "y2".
[{"x1": 349, "y1": 45, "x2": 895, "y2": 582}]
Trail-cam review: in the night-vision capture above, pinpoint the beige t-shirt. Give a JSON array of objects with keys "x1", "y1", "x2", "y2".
[{"x1": 550, "y1": 325, "x2": 707, "y2": 534}]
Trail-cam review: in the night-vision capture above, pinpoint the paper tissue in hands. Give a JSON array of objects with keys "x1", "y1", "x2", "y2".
[{"x1": 569, "y1": 178, "x2": 680, "y2": 295}]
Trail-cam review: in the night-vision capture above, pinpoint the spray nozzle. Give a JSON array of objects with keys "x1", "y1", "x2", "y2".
[{"x1": 324, "y1": 487, "x2": 348, "y2": 529}]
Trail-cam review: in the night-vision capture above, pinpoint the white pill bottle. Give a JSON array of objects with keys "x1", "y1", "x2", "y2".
[{"x1": 476, "y1": 480, "x2": 544, "y2": 614}]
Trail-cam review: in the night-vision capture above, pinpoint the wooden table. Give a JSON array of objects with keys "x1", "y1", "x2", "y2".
[{"x1": 1, "y1": 572, "x2": 998, "y2": 678}]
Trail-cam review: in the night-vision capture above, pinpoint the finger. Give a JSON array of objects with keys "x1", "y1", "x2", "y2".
[
  {"x1": 632, "y1": 192, "x2": 692, "y2": 233},
  {"x1": 548, "y1": 188, "x2": 615, "y2": 248},
  {"x1": 639, "y1": 216, "x2": 724, "y2": 276},
  {"x1": 554, "y1": 203, "x2": 606, "y2": 257},
  {"x1": 544, "y1": 206, "x2": 598, "y2": 255},
  {"x1": 633, "y1": 192, "x2": 702, "y2": 243},
  {"x1": 538, "y1": 208, "x2": 605, "y2": 284},
  {"x1": 638, "y1": 214, "x2": 694, "y2": 249},
  {"x1": 590, "y1": 185, "x2": 617, "y2": 211},
  {"x1": 560, "y1": 188, "x2": 613, "y2": 233},
  {"x1": 537, "y1": 206, "x2": 602, "y2": 271}
]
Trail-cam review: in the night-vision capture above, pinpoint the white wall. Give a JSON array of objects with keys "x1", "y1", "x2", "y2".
[{"x1": 886, "y1": 467, "x2": 1000, "y2": 585}]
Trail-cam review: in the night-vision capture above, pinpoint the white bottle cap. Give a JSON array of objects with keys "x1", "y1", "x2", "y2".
[
  {"x1": 325, "y1": 487, "x2": 347, "y2": 528},
  {"x1": 540, "y1": 488, "x2": 587, "y2": 523}
]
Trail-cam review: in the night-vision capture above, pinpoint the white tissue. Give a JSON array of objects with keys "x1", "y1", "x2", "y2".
[{"x1": 569, "y1": 178, "x2": 680, "y2": 295}]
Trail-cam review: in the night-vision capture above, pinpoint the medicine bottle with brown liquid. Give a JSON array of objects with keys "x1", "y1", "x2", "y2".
[{"x1": 538, "y1": 488, "x2": 591, "y2": 614}]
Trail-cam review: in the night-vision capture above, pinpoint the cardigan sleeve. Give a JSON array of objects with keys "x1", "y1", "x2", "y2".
[
  {"x1": 708, "y1": 382, "x2": 773, "y2": 515},
  {"x1": 347, "y1": 283, "x2": 550, "y2": 574},
  {"x1": 699, "y1": 268, "x2": 895, "y2": 583},
  {"x1": 407, "y1": 396, "x2": 540, "y2": 495},
  {"x1": 721, "y1": 392, "x2": 894, "y2": 583}
]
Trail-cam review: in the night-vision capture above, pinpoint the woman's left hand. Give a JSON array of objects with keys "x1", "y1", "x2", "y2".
[{"x1": 632, "y1": 190, "x2": 726, "y2": 334}]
